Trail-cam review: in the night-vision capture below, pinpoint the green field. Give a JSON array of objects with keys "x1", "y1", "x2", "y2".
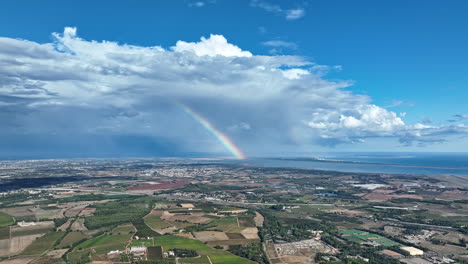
[
  {"x1": 21, "y1": 231, "x2": 65, "y2": 255},
  {"x1": 0, "y1": 227, "x2": 9, "y2": 239},
  {"x1": 69, "y1": 233, "x2": 132, "y2": 260},
  {"x1": 130, "y1": 238, "x2": 154, "y2": 247},
  {"x1": 67, "y1": 248, "x2": 91, "y2": 262},
  {"x1": 112, "y1": 224, "x2": 135, "y2": 234},
  {"x1": 154, "y1": 203, "x2": 170, "y2": 209},
  {"x1": 179, "y1": 255, "x2": 210, "y2": 263},
  {"x1": 341, "y1": 230, "x2": 400, "y2": 247},
  {"x1": 144, "y1": 214, "x2": 173, "y2": 229},
  {"x1": 168, "y1": 220, "x2": 193, "y2": 229},
  {"x1": 84, "y1": 200, "x2": 150, "y2": 230},
  {"x1": 372, "y1": 237, "x2": 400, "y2": 247},
  {"x1": 76, "y1": 233, "x2": 132, "y2": 249},
  {"x1": 355, "y1": 233, "x2": 380, "y2": 240},
  {"x1": 292, "y1": 205, "x2": 332, "y2": 214},
  {"x1": 133, "y1": 218, "x2": 161, "y2": 237},
  {"x1": 58, "y1": 231, "x2": 87, "y2": 248},
  {"x1": 206, "y1": 217, "x2": 243, "y2": 233},
  {"x1": 153, "y1": 235, "x2": 253, "y2": 263},
  {"x1": 342, "y1": 235, "x2": 362, "y2": 243},
  {"x1": 0, "y1": 212, "x2": 14, "y2": 227},
  {"x1": 340, "y1": 229, "x2": 363, "y2": 235},
  {"x1": 154, "y1": 235, "x2": 215, "y2": 253},
  {"x1": 209, "y1": 254, "x2": 255, "y2": 264}
]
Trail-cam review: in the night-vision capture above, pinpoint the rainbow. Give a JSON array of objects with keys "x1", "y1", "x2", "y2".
[{"x1": 177, "y1": 103, "x2": 246, "y2": 160}]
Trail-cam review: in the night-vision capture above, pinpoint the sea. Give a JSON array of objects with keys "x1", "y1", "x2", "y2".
[{"x1": 229, "y1": 153, "x2": 468, "y2": 177}]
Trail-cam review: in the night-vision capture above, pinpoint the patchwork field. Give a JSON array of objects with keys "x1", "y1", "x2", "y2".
[
  {"x1": 206, "y1": 216, "x2": 243, "y2": 233},
  {"x1": 76, "y1": 233, "x2": 132, "y2": 249},
  {"x1": 69, "y1": 233, "x2": 133, "y2": 261},
  {"x1": 78, "y1": 207, "x2": 96, "y2": 216},
  {"x1": 144, "y1": 213, "x2": 173, "y2": 230},
  {"x1": 209, "y1": 254, "x2": 255, "y2": 264},
  {"x1": 57, "y1": 231, "x2": 87, "y2": 248},
  {"x1": 57, "y1": 218, "x2": 73, "y2": 231},
  {"x1": 70, "y1": 218, "x2": 87, "y2": 231},
  {"x1": 112, "y1": 224, "x2": 135, "y2": 234},
  {"x1": 152, "y1": 235, "x2": 254, "y2": 264},
  {"x1": 194, "y1": 231, "x2": 229, "y2": 242},
  {"x1": 0, "y1": 233, "x2": 46, "y2": 257},
  {"x1": 64, "y1": 206, "x2": 86, "y2": 217},
  {"x1": 20, "y1": 231, "x2": 65, "y2": 255},
  {"x1": 240, "y1": 227, "x2": 259, "y2": 239},
  {"x1": 0, "y1": 207, "x2": 35, "y2": 217},
  {"x1": 11, "y1": 221, "x2": 54, "y2": 237}
]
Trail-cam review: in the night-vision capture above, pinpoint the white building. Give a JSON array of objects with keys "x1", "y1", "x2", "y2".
[
  {"x1": 130, "y1": 246, "x2": 147, "y2": 256},
  {"x1": 18, "y1": 221, "x2": 36, "y2": 227},
  {"x1": 400, "y1": 246, "x2": 424, "y2": 256}
]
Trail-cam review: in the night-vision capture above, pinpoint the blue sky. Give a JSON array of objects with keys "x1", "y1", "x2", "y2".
[{"x1": 0, "y1": 0, "x2": 467, "y2": 158}]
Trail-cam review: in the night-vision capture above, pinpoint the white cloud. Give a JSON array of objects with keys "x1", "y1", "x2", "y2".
[
  {"x1": 307, "y1": 104, "x2": 405, "y2": 139},
  {"x1": 262, "y1": 40, "x2": 297, "y2": 49},
  {"x1": 285, "y1": 8, "x2": 305, "y2": 20},
  {"x1": 281, "y1": 68, "x2": 310, "y2": 79},
  {"x1": 250, "y1": 0, "x2": 282, "y2": 13},
  {"x1": 385, "y1": 99, "x2": 414, "y2": 108},
  {"x1": 0, "y1": 27, "x2": 465, "y2": 155},
  {"x1": 173, "y1": 34, "x2": 252, "y2": 57},
  {"x1": 63, "y1": 27, "x2": 77, "y2": 37},
  {"x1": 187, "y1": 0, "x2": 216, "y2": 7},
  {"x1": 250, "y1": 0, "x2": 306, "y2": 20}
]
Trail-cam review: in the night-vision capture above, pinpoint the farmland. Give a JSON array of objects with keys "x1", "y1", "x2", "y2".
[
  {"x1": 57, "y1": 231, "x2": 87, "y2": 248},
  {"x1": 209, "y1": 254, "x2": 255, "y2": 264},
  {"x1": 0, "y1": 213, "x2": 14, "y2": 228},
  {"x1": 76, "y1": 233, "x2": 132, "y2": 249},
  {"x1": 112, "y1": 224, "x2": 135, "y2": 234},
  {"x1": 144, "y1": 214, "x2": 173, "y2": 230},
  {"x1": 340, "y1": 230, "x2": 400, "y2": 247},
  {"x1": 152, "y1": 235, "x2": 254, "y2": 264},
  {"x1": 206, "y1": 216, "x2": 243, "y2": 233},
  {"x1": 84, "y1": 200, "x2": 151, "y2": 229},
  {"x1": 0, "y1": 158, "x2": 467, "y2": 263},
  {"x1": 20, "y1": 232, "x2": 65, "y2": 255}
]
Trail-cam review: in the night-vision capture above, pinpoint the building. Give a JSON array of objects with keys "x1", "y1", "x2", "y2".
[
  {"x1": 348, "y1": 255, "x2": 369, "y2": 262},
  {"x1": 107, "y1": 250, "x2": 121, "y2": 258},
  {"x1": 400, "y1": 246, "x2": 424, "y2": 256},
  {"x1": 130, "y1": 246, "x2": 147, "y2": 257},
  {"x1": 17, "y1": 221, "x2": 36, "y2": 227}
]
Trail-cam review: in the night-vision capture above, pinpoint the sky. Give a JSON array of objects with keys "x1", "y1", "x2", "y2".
[{"x1": 1, "y1": 0, "x2": 468, "y2": 159}]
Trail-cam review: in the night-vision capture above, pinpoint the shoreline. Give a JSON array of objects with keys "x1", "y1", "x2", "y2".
[{"x1": 267, "y1": 157, "x2": 468, "y2": 171}]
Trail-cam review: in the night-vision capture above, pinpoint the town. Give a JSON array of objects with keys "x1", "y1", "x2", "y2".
[{"x1": 0, "y1": 158, "x2": 467, "y2": 264}]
